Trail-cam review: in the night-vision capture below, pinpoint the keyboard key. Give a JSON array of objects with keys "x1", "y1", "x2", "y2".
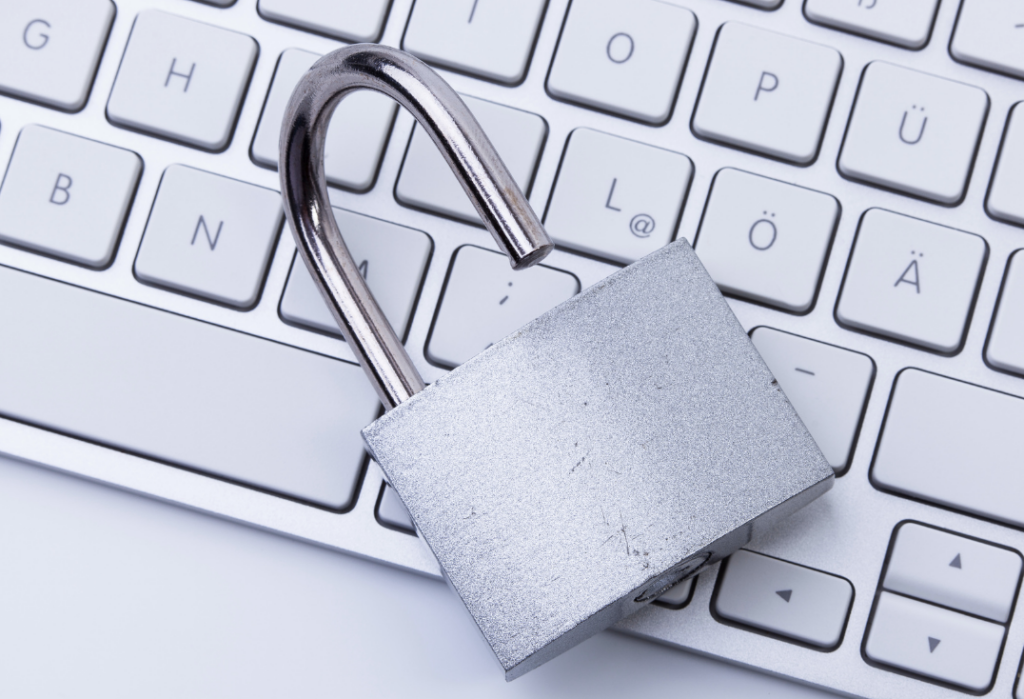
[
  {"x1": 750, "y1": 328, "x2": 873, "y2": 473},
  {"x1": 402, "y1": 0, "x2": 547, "y2": 84},
  {"x1": 884, "y1": 523, "x2": 1022, "y2": 623},
  {"x1": 377, "y1": 482, "x2": 415, "y2": 534},
  {"x1": 134, "y1": 165, "x2": 282, "y2": 309},
  {"x1": 873, "y1": 369, "x2": 1024, "y2": 528},
  {"x1": 836, "y1": 209, "x2": 985, "y2": 353},
  {"x1": 279, "y1": 208, "x2": 431, "y2": 338},
  {"x1": 726, "y1": 0, "x2": 782, "y2": 7},
  {"x1": 838, "y1": 62, "x2": 988, "y2": 205},
  {"x1": 804, "y1": 0, "x2": 940, "y2": 49},
  {"x1": 0, "y1": 125, "x2": 140, "y2": 268},
  {"x1": 426, "y1": 245, "x2": 579, "y2": 367},
  {"x1": 106, "y1": 10, "x2": 257, "y2": 151},
  {"x1": 695, "y1": 169, "x2": 837, "y2": 312},
  {"x1": 257, "y1": 0, "x2": 391, "y2": 43},
  {"x1": 654, "y1": 577, "x2": 695, "y2": 610},
  {"x1": 988, "y1": 251, "x2": 1024, "y2": 375},
  {"x1": 865, "y1": 592, "x2": 1004, "y2": 692},
  {"x1": 546, "y1": 0, "x2": 696, "y2": 124},
  {"x1": 714, "y1": 550, "x2": 853, "y2": 649},
  {"x1": 692, "y1": 23, "x2": 841, "y2": 164},
  {"x1": 0, "y1": 0, "x2": 114, "y2": 111},
  {"x1": 251, "y1": 49, "x2": 397, "y2": 192},
  {"x1": 190, "y1": 0, "x2": 235, "y2": 6},
  {"x1": 395, "y1": 96, "x2": 546, "y2": 225},
  {"x1": 0, "y1": 264, "x2": 380, "y2": 509},
  {"x1": 544, "y1": 129, "x2": 692, "y2": 265},
  {"x1": 987, "y1": 103, "x2": 1024, "y2": 226},
  {"x1": 951, "y1": 0, "x2": 1024, "y2": 79}
]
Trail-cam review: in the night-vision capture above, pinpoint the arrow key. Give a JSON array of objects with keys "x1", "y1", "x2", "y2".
[
  {"x1": 865, "y1": 592, "x2": 1004, "y2": 691},
  {"x1": 714, "y1": 550, "x2": 853, "y2": 649}
]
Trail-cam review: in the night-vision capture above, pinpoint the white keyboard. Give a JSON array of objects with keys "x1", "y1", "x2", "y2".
[{"x1": 2, "y1": 1, "x2": 1024, "y2": 697}]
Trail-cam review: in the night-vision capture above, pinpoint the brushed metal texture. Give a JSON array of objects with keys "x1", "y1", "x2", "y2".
[{"x1": 364, "y1": 239, "x2": 834, "y2": 679}]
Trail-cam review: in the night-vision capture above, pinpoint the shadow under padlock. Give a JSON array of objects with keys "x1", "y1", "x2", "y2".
[{"x1": 280, "y1": 45, "x2": 833, "y2": 681}]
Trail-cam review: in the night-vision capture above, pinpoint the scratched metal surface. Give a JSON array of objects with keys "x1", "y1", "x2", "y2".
[{"x1": 364, "y1": 240, "x2": 833, "y2": 678}]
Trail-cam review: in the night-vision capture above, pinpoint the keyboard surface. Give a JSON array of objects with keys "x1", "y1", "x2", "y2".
[{"x1": 2, "y1": 1, "x2": 1024, "y2": 697}]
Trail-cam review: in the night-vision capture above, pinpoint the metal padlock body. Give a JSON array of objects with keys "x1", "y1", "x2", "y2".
[
  {"x1": 364, "y1": 240, "x2": 832, "y2": 679},
  {"x1": 281, "y1": 45, "x2": 833, "y2": 681}
]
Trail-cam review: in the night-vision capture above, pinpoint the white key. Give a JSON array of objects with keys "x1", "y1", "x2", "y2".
[
  {"x1": 988, "y1": 251, "x2": 1024, "y2": 375},
  {"x1": 546, "y1": 0, "x2": 696, "y2": 124},
  {"x1": 987, "y1": 103, "x2": 1024, "y2": 226},
  {"x1": 873, "y1": 369, "x2": 1024, "y2": 528},
  {"x1": 0, "y1": 265, "x2": 380, "y2": 509},
  {"x1": 750, "y1": 328, "x2": 873, "y2": 473},
  {"x1": 279, "y1": 209, "x2": 431, "y2": 338},
  {"x1": 251, "y1": 49, "x2": 397, "y2": 192},
  {"x1": 106, "y1": 10, "x2": 257, "y2": 152},
  {"x1": 951, "y1": 0, "x2": 1024, "y2": 79},
  {"x1": 865, "y1": 592, "x2": 1004, "y2": 692},
  {"x1": 377, "y1": 483, "x2": 415, "y2": 534},
  {"x1": 836, "y1": 209, "x2": 985, "y2": 353},
  {"x1": 726, "y1": 0, "x2": 782, "y2": 8},
  {"x1": 804, "y1": 0, "x2": 940, "y2": 49},
  {"x1": 0, "y1": 125, "x2": 140, "y2": 268},
  {"x1": 838, "y1": 62, "x2": 988, "y2": 205},
  {"x1": 426, "y1": 245, "x2": 579, "y2": 367},
  {"x1": 191, "y1": 0, "x2": 235, "y2": 6},
  {"x1": 134, "y1": 165, "x2": 282, "y2": 309},
  {"x1": 714, "y1": 550, "x2": 853, "y2": 649},
  {"x1": 395, "y1": 96, "x2": 546, "y2": 224},
  {"x1": 884, "y1": 523, "x2": 1022, "y2": 623},
  {"x1": 694, "y1": 169, "x2": 838, "y2": 312},
  {"x1": 257, "y1": 0, "x2": 391, "y2": 43},
  {"x1": 544, "y1": 129, "x2": 692, "y2": 265},
  {"x1": 655, "y1": 577, "x2": 694, "y2": 609},
  {"x1": 0, "y1": 0, "x2": 113, "y2": 111},
  {"x1": 402, "y1": 0, "x2": 547, "y2": 84},
  {"x1": 692, "y1": 23, "x2": 841, "y2": 164}
]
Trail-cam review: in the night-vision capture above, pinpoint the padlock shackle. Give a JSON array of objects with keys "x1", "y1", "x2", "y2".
[{"x1": 280, "y1": 45, "x2": 553, "y2": 409}]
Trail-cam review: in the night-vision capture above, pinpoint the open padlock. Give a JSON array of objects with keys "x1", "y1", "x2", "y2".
[{"x1": 280, "y1": 45, "x2": 833, "y2": 680}]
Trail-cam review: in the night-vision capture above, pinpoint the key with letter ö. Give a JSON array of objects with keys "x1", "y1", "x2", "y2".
[
  {"x1": 839, "y1": 62, "x2": 988, "y2": 205},
  {"x1": 695, "y1": 168, "x2": 837, "y2": 312},
  {"x1": 804, "y1": 0, "x2": 940, "y2": 49},
  {"x1": 280, "y1": 208, "x2": 432, "y2": 339},
  {"x1": 396, "y1": 96, "x2": 546, "y2": 225},
  {"x1": 836, "y1": 209, "x2": 985, "y2": 353},
  {"x1": 107, "y1": 10, "x2": 257, "y2": 151},
  {"x1": 0, "y1": 125, "x2": 141, "y2": 268},
  {"x1": 750, "y1": 328, "x2": 873, "y2": 473},
  {"x1": 134, "y1": 166, "x2": 282, "y2": 309},
  {"x1": 546, "y1": 0, "x2": 695, "y2": 124},
  {"x1": 692, "y1": 23, "x2": 842, "y2": 164},
  {"x1": 426, "y1": 245, "x2": 579, "y2": 367},
  {"x1": 402, "y1": 0, "x2": 547, "y2": 84},
  {"x1": 714, "y1": 550, "x2": 853, "y2": 650},
  {"x1": 252, "y1": 49, "x2": 397, "y2": 192},
  {"x1": 0, "y1": 0, "x2": 113, "y2": 111},
  {"x1": 544, "y1": 129, "x2": 692, "y2": 265},
  {"x1": 988, "y1": 251, "x2": 1024, "y2": 375}
]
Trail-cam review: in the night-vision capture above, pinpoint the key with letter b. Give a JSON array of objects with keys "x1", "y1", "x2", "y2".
[{"x1": 280, "y1": 45, "x2": 833, "y2": 680}]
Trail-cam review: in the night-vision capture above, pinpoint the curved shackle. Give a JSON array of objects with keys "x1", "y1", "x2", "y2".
[{"x1": 279, "y1": 45, "x2": 553, "y2": 410}]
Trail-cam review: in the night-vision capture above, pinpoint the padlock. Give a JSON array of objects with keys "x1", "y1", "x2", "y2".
[{"x1": 280, "y1": 45, "x2": 834, "y2": 680}]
